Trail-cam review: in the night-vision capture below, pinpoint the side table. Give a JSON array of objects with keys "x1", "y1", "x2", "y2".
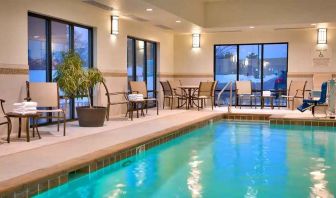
[
  {"x1": 6, "y1": 112, "x2": 41, "y2": 142},
  {"x1": 261, "y1": 96, "x2": 274, "y2": 109},
  {"x1": 128, "y1": 100, "x2": 146, "y2": 121}
]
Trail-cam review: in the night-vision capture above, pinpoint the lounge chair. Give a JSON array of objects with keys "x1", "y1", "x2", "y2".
[
  {"x1": 0, "y1": 99, "x2": 12, "y2": 143},
  {"x1": 26, "y1": 81, "x2": 66, "y2": 136},
  {"x1": 281, "y1": 80, "x2": 307, "y2": 110},
  {"x1": 101, "y1": 81, "x2": 128, "y2": 121},
  {"x1": 192, "y1": 81, "x2": 215, "y2": 110},
  {"x1": 297, "y1": 82, "x2": 327, "y2": 116},
  {"x1": 160, "y1": 81, "x2": 186, "y2": 109},
  {"x1": 129, "y1": 81, "x2": 159, "y2": 115},
  {"x1": 235, "y1": 81, "x2": 256, "y2": 108}
]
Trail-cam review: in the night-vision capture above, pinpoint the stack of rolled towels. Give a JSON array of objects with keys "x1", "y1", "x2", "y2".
[
  {"x1": 128, "y1": 94, "x2": 144, "y2": 101},
  {"x1": 13, "y1": 102, "x2": 38, "y2": 114}
]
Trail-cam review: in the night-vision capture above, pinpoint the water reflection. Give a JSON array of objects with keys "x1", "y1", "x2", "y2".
[
  {"x1": 309, "y1": 157, "x2": 333, "y2": 198},
  {"x1": 188, "y1": 150, "x2": 203, "y2": 198}
]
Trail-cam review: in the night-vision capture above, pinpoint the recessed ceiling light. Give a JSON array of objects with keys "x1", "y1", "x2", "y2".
[
  {"x1": 146, "y1": 8, "x2": 153, "y2": 12},
  {"x1": 311, "y1": 23, "x2": 316, "y2": 26},
  {"x1": 176, "y1": 20, "x2": 181, "y2": 23},
  {"x1": 33, "y1": 35, "x2": 40, "y2": 39},
  {"x1": 249, "y1": 26, "x2": 255, "y2": 29}
]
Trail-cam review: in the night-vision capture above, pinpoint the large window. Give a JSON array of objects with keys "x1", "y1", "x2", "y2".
[
  {"x1": 28, "y1": 13, "x2": 93, "y2": 122},
  {"x1": 127, "y1": 37, "x2": 157, "y2": 105},
  {"x1": 214, "y1": 43, "x2": 288, "y2": 106}
]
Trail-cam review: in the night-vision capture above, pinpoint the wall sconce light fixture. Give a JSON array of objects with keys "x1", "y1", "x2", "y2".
[
  {"x1": 317, "y1": 28, "x2": 327, "y2": 44},
  {"x1": 192, "y1": 33, "x2": 200, "y2": 48},
  {"x1": 111, "y1": 15, "x2": 119, "y2": 35}
]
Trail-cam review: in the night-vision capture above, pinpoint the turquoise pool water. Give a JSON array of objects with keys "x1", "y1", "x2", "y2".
[{"x1": 35, "y1": 121, "x2": 336, "y2": 198}]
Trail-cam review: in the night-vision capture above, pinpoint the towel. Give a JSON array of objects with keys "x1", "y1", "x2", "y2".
[{"x1": 12, "y1": 101, "x2": 38, "y2": 115}]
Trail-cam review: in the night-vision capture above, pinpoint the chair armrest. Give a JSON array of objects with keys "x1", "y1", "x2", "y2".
[{"x1": 0, "y1": 99, "x2": 5, "y2": 103}]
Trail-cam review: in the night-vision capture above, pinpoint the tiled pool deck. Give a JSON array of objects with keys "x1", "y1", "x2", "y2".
[{"x1": 0, "y1": 107, "x2": 335, "y2": 197}]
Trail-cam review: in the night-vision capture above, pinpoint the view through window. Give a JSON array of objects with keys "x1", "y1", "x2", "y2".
[
  {"x1": 214, "y1": 43, "x2": 288, "y2": 106},
  {"x1": 28, "y1": 13, "x2": 93, "y2": 122},
  {"x1": 127, "y1": 37, "x2": 157, "y2": 106}
]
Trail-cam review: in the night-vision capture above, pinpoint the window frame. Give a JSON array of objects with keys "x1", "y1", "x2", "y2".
[
  {"x1": 213, "y1": 42, "x2": 289, "y2": 107},
  {"x1": 28, "y1": 12, "x2": 94, "y2": 122}
]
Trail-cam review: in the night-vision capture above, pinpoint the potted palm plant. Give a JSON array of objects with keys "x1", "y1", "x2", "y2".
[{"x1": 54, "y1": 51, "x2": 106, "y2": 127}]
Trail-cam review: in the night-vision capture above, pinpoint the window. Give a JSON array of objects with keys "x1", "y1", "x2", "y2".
[
  {"x1": 127, "y1": 37, "x2": 157, "y2": 106},
  {"x1": 214, "y1": 43, "x2": 288, "y2": 107},
  {"x1": 28, "y1": 13, "x2": 93, "y2": 123}
]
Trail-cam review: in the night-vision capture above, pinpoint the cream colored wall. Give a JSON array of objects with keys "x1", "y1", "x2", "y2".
[
  {"x1": 174, "y1": 29, "x2": 336, "y2": 89},
  {"x1": 0, "y1": 0, "x2": 174, "y2": 134}
]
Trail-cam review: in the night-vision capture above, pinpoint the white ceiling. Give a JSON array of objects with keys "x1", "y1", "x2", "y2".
[{"x1": 82, "y1": 0, "x2": 336, "y2": 34}]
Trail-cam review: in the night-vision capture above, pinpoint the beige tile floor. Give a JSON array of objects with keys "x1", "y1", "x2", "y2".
[{"x1": 0, "y1": 106, "x2": 319, "y2": 183}]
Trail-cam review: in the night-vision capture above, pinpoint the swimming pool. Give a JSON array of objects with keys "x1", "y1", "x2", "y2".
[{"x1": 35, "y1": 121, "x2": 336, "y2": 198}]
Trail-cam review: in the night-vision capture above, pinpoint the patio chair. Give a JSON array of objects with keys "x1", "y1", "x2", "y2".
[
  {"x1": 160, "y1": 81, "x2": 186, "y2": 109},
  {"x1": 168, "y1": 80, "x2": 183, "y2": 96},
  {"x1": 297, "y1": 82, "x2": 327, "y2": 116},
  {"x1": 129, "y1": 81, "x2": 159, "y2": 115},
  {"x1": 192, "y1": 81, "x2": 215, "y2": 110},
  {"x1": 235, "y1": 81, "x2": 256, "y2": 109},
  {"x1": 281, "y1": 80, "x2": 307, "y2": 110},
  {"x1": 0, "y1": 99, "x2": 12, "y2": 143},
  {"x1": 101, "y1": 81, "x2": 129, "y2": 121},
  {"x1": 26, "y1": 81, "x2": 66, "y2": 136}
]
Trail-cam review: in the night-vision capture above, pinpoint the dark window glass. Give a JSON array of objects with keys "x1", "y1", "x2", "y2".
[
  {"x1": 74, "y1": 26, "x2": 90, "y2": 68},
  {"x1": 135, "y1": 40, "x2": 145, "y2": 81},
  {"x1": 146, "y1": 42, "x2": 155, "y2": 92},
  {"x1": 28, "y1": 16, "x2": 47, "y2": 82},
  {"x1": 127, "y1": 38, "x2": 134, "y2": 83}
]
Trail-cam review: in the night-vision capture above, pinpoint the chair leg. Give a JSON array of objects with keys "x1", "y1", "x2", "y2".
[
  {"x1": 163, "y1": 97, "x2": 165, "y2": 109},
  {"x1": 211, "y1": 98, "x2": 214, "y2": 110},
  {"x1": 239, "y1": 97, "x2": 242, "y2": 109},
  {"x1": 63, "y1": 112, "x2": 66, "y2": 136},
  {"x1": 157, "y1": 100, "x2": 159, "y2": 115},
  {"x1": 106, "y1": 105, "x2": 110, "y2": 121},
  {"x1": 171, "y1": 97, "x2": 174, "y2": 110},
  {"x1": 7, "y1": 118, "x2": 12, "y2": 143},
  {"x1": 57, "y1": 112, "x2": 60, "y2": 132},
  {"x1": 198, "y1": 99, "x2": 200, "y2": 111},
  {"x1": 18, "y1": 117, "x2": 22, "y2": 138},
  {"x1": 32, "y1": 118, "x2": 35, "y2": 138}
]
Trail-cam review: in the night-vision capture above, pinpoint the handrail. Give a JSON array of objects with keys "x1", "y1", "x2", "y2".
[{"x1": 216, "y1": 81, "x2": 233, "y2": 112}]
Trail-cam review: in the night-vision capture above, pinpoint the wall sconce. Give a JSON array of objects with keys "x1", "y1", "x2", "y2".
[
  {"x1": 111, "y1": 15, "x2": 119, "y2": 35},
  {"x1": 317, "y1": 28, "x2": 327, "y2": 44},
  {"x1": 192, "y1": 33, "x2": 200, "y2": 48}
]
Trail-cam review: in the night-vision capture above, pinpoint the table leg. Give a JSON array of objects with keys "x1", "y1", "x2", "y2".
[
  {"x1": 18, "y1": 117, "x2": 22, "y2": 138},
  {"x1": 271, "y1": 97, "x2": 274, "y2": 109},
  {"x1": 26, "y1": 117, "x2": 30, "y2": 142}
]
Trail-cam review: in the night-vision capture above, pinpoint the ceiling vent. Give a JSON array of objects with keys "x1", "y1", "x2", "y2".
[
  {"x1": 274, "y1": 27, "x2": 314, "y2": 31},
  {"x1": 127, "y1": 15, "x2": 149, "y2": 22},
  {"x1": 155, "y1": 24, "x2": 173, "y2": 30},
  {"x1": 82, "y1": 0, "x2": 114, "y2": 11}
]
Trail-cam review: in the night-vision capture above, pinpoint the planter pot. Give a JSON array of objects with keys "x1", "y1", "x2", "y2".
[{"x1": 76, "y1": 106, "x2": 106, "y2": 127}]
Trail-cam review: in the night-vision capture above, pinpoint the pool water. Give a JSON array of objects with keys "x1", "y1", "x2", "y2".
[{"x1": 35, "y1": 121, "x2": 336, "y2": 198}]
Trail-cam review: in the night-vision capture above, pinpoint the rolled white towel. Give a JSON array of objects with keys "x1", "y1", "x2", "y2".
[{"x1": 22, "y1": 101, "x2": 38, "y2": 107}]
